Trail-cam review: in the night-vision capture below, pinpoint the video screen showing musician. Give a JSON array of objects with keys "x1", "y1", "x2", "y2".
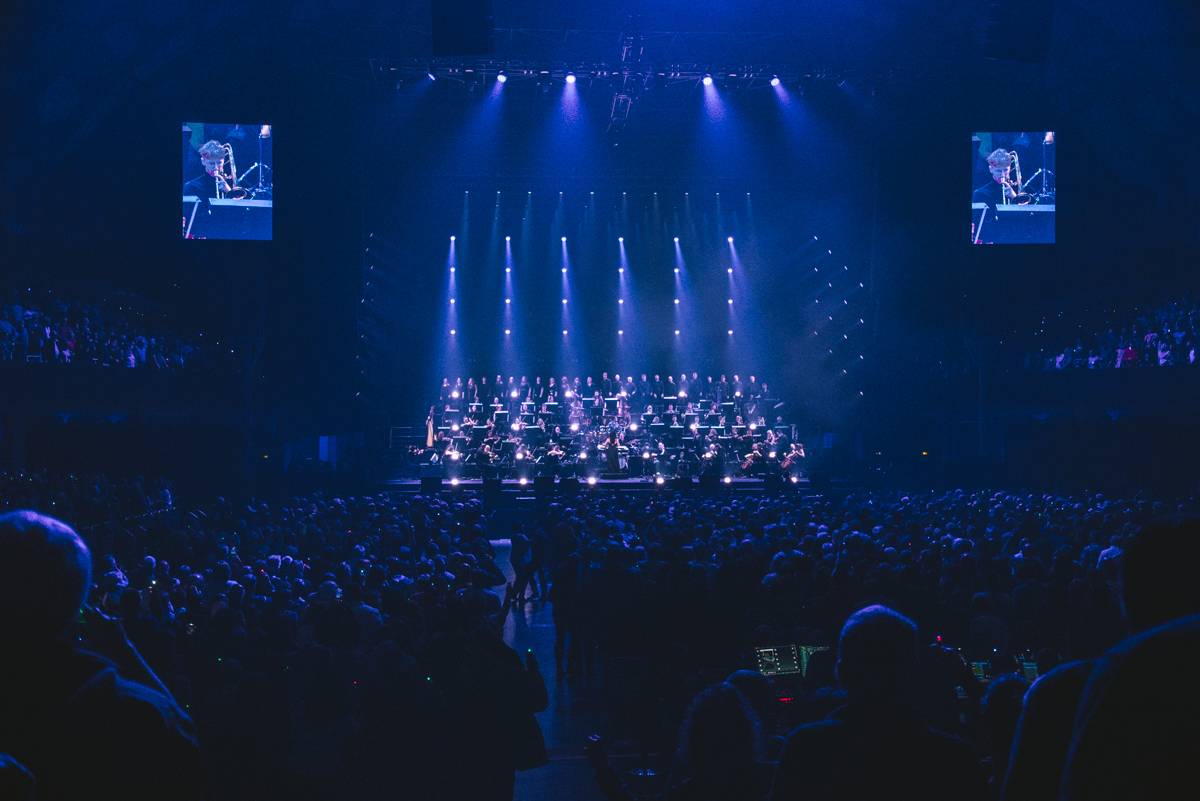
[
  {"x1": 182, "y1": 122, "x2": 272, "y2": 240},
  {"x1": 970, "y1": 131, "x2": 1055, "y2": 245}
]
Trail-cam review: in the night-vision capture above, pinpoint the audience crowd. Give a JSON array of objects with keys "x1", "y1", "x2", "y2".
[
  {"x1": 2, "y1": 474, "x2": 1197, "y2": 800},
  {"x1": 1039, "y1": 298, "x2": 1200, "y2": 370},
  {"x1": 0, "y1": 288, "x2": 211, "y2": 368}
]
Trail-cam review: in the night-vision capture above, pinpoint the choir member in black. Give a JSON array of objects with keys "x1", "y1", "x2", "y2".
[{"x1": 651, "y1": 373, "x2": 664, "y2": 400}]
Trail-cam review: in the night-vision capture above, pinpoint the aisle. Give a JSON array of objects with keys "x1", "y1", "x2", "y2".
[{"x1": 491, "y1": 540, "x2": 608, "y2": 801}]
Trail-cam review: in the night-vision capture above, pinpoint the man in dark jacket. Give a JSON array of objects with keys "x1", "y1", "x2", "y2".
[
  {"x1": 0, "y1": 510, "x2": 202, "y2": 800},
  {"x1": 771, "y1": 605, "x2": 982, "y2": 801}
]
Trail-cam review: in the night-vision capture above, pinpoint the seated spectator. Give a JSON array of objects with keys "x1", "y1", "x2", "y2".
[
  {"x1": 980, "y1": 674, "x2": 1029, "y2": 794},
  {"x1": 668, "y1": 682, "x2": 773, "y2": 801},
  {"x1": 590, "y1": 681, "x2": 772, "y2": 801},
  {"x1": 0, "y1": 754, "x2": 35, "y2": 801},
  {"x1": 0, "y1": 510, "x2": 202, "y2": 801},
  {"x1": 771, "y1": 605, "x2": 983, "y2": 801},
  {"x1": 1002, "y1": 515, "x2": 1200, "y2": 801},
  {"x1": 1061, "y1": 613, "x2": 1200, "y2": 801}
]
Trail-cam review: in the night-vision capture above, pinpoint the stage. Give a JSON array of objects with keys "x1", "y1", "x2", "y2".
[{"x1": 380, "y1": 475, "x2": 815, "y2": 496}]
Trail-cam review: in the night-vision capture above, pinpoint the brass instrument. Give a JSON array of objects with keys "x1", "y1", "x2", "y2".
[
  {"x1": 1001, "y1": 150, "x2": 1034, "y2": 205},
  {"x1": 201, "y1": 141, "x2": 247, "y2": 200}
]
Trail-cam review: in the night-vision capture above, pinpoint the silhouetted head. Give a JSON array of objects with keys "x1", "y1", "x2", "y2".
[
  {"x1": 981, "y1": 673, "x2": 1029, "y2": 776},
  {"x1": 677, "y1": 682, "x2": 761, "y2": 781},
  {"x1": 0, "y1": 511, "x2": 92, "y2": 645},
  {"x1": 725, "y1": 669, "x2": 774, "y2": 723},
  {"x1": 835, "y1": 604, "x2": 918, "y2": 703},
  {"x1": 1121, "y1": 516, "x2": 1200, "y2": 632}
]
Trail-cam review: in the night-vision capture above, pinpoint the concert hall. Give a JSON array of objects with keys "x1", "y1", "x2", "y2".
[{"x1": 2, "y1": 2, "x2": 1198, "y2": 799}]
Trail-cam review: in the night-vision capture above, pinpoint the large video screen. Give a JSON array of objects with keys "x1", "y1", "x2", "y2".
[
  {"x1": 182, "y1": 122, "x2": 272, "y2": 240},
  {"x1": 970, "y1": 131, "x2": 1055, "y2": 245}
]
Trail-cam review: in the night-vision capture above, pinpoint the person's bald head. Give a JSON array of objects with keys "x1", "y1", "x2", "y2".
[{"x1": 0, "y1": 511, "x2": 92, "y2": 643}]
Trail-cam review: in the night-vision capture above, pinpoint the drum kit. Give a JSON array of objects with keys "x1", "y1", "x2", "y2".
[{"x1": 997, "y1": 131, "x2": 1055, "y2": 206}]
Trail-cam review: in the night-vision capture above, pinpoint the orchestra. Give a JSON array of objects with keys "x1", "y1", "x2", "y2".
[{"x1": 418, "y1": 372, "x2": 805, "y2": 481}]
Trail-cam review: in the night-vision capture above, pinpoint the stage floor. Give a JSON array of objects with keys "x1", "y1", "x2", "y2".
[{"x1": 380, "y1": 476, "x2": 813, "y2": 494}]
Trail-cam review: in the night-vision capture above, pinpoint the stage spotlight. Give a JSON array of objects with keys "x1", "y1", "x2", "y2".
[
  {"x1": 450, "y1": 329, "x2": 457, "y2": 335},
  {"x1": 450, "y1": 451, "x2": 461, "y2": 461},
  {"x1": 727, "y1": 268, "x2": 733, "y2": 274},
  {"x1": 727, "y1": 298, "x2": 733, "y2": 304},
  {"x1": 673, "y1": 236, "x2": 679, "y2": 243},
  {"x1": 562, "y1": 329, "x2": 568, "y2": 336},
  {"x1": 655, "y1": 475, "x2": 665, "y2": 485},
  {"x1": 428, "y1": 72, "x2": 437, "y2": 81},
  {"x1": 586, "y1": 476, "x2": 597, "y2": 486},
  {"x1": 723, "y1": 476, "x2": 732, "y2": 484},
  {"x1": 674, "y1": 298, "x2": 680, "y2": 305},
  {"x1": 566, "y1": 72, "x2": 576, "y2": 84},
  {"x1": 561, "y1": 298, "x2": 568, "y2": 304},
  {"x1": 674, "y1": 329, "x2": 680, "y2": 336},
  {"x1": 561, "y1": 236, "x2": 567, "y2": 242},
  {"x1": 451, "y1": 423, "x2": 460, "y2": 431},
  {"x1": 618, "y1": 329, "x2": 624, "y2": 335},
  {"x1": 629, "y1": 422, "x2": 638, "y2": 431},
  {"x1": 727, "y1": 236, "x2": 734, "y2": 243},
  {"x1": 618, "y1": 268, "x2": 624, "y2": 274},
  {"x1": 690, "y1": 422, "x2": 699, "y2": 431},
  {"x1": 449, "y1": 298, "x2": 456, "y2": 305},
  {"x1": 450, "y1": 477, "x2": 460, "y2": 486},
  {"x1": 497, "y1": 72, "x2": 507, "y2": 83},
  {"x1": 450, "y1": 390, "x2": 460, "y2": 398},
  {"x1": 769, "y1": 451, "x2": 777, "y2": 459},
  {"x1": 564, "y1": 390, "x2": 574, "y2": 398},
  {"x1": 702, "y1": 74, "x2": 713, "y2": 86},
  {"x1": 734, "y1": 391, "x2": 742, "y2": 398},
  {"x1": 770, "y1": 76, "x2": 781, "y2": 87},
  {"x1": 505, "y1": 235, "x2": 511, "y2": 241},
  {"x1": 561, "y1": 267, "x2": 567, "y2": 274},
  {"x1": 505, "y1": 267, "x2": 511, "y2": 273},
  {"x1": 727, "y1": 329, "x2": 733, "y2": 336},
  {"x1": 519, "y1": 477, "x2": 528, "y2": 486},
  {"x1": 510, "y1": 389, "x2": 518, "y2": 398},
  {"x1": 749, "y1": 423, "x2": 757, "y2": 431},
  {"x1": 515, "y1": 452, "x2": 524, "y2": 461},
  {"x1": 510, "y1": 422, "x2": 520, "y2": 431},
  {"x1": 790, "y1": 475, "x2": 800, "y2": 484},
  {"x1": 618, "y1": 236, "x2": 624, "y2": 243},
  {"x1": 618, "y1": 299, "x2": 624, "y2": 305},
  {"x1": 579, "y1": 451, "x2": 587, "y2": 460},
  {"x1": 642, "y1": 451, "x2": 651, "y2": 459},
  {"x1": 570, "y1": 422, "x2": 580, "y2": 432},
  {"x1": 450, "y1": 235, "x2": 455, "y2": 241},
  {"x1": 505, "y1": 298, "x2": 511, "y2": 304},
  {"x1": 674, "y1": 268, "x2": 680, "y2": 274}
]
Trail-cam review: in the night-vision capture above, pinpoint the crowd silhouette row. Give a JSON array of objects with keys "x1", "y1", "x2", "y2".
[
  {"x1": 1038, "y1": 297, "x2": 1200, "y2": 370},
  {"x1": 0, "y1": 288, "x2": 215, "y2": 369},
  {"x1": 1, "y1": 473, "x2": 1197, "y2": 799}
]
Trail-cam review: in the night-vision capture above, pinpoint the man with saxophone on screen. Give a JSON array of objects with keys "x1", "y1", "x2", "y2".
[
  {"x1": 973, "y1": 148, "x2": 1025, "y2": 208},
  {"x1": 183, "y1": 140, "x2": 244, "y2": 200}
]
